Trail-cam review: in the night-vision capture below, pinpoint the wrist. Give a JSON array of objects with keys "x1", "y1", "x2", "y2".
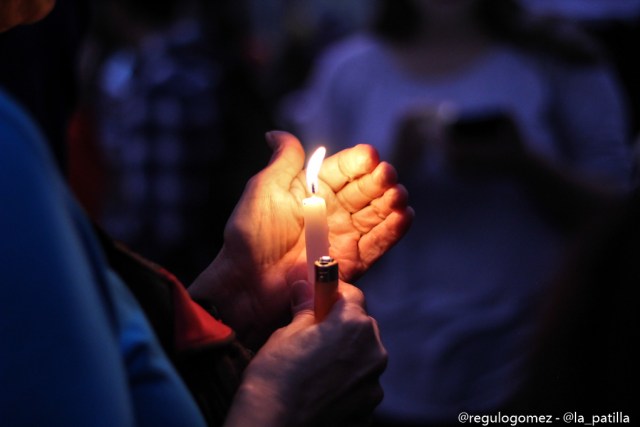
[
  {"x1": 189, "y1": 246, "x2": 243, "y2": 321},
  {"x1": 224, "y1": 375, "x2": 291, "y2": 427},
  {"x1": 189, "y1": 246, "x2": 269, "y2": 347}
]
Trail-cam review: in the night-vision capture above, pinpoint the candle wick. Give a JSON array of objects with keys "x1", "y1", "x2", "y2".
[{"x1": 311, "y1": 182, "x2": 316, "y2": 194}]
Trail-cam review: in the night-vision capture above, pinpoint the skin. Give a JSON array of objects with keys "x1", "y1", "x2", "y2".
[
  {"x1": 190, "y1": 131, "x2": 414, "y2": 347},
  {"x1": 225, "y1": 279, "x2": 388, "y2": 427},
  {"x1": 1, "y1": 2, "x2": 415, "y2": 421},
  {"x1": 191, "y1": 131, "x2": 413, "y2": 425},
  {"x1": 0, "y1": 0, "x2": 55, "y2": 31}
]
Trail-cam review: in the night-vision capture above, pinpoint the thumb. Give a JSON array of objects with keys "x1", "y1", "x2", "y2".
[
  {"x1": 290, "y1": 280, "x2": 314, "y2": 319},
  {"x1": 264, "y1": 131, "x2": 305, "y2": 186}
]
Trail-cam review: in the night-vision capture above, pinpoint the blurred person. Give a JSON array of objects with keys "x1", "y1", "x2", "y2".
[
  {"x1": 76, "y1": 0, "x2": 273, "y2": 284},
  {"x1": 519, "y1": 0, "x2": 640, "y2": 138},
  {"x1": 253, "y1": 0, "x2": 372, "y2": 105},
  {"x1": 519, "y1": 0, "x2": 640, "y2": 21},
  {"x1": 282, "y1": 0, "x2": 632, "y2": 424},
  {"x1": 1, "y1": 2, "x2": 415, "y2": 426}
]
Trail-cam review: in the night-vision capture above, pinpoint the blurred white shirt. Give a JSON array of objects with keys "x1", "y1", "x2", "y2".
[{"x1": 520, "y1": 0, "x2": 640, "y2": 21}]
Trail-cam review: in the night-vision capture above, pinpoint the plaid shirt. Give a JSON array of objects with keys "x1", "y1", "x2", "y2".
[{"x1": 96, "y1": 20, "x2": 221, "y2": 281}]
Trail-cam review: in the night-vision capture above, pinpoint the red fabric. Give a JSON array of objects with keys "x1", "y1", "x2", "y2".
[
  {"x1": 67, "y1": 107, "x2": 106, "y2": 219},
  {"x1": 160, "y1": 268, "x2": 234, "y2": 351}
]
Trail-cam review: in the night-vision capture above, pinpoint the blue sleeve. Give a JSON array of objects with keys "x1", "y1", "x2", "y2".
[{"x1": 0, "y1": 92, "x2": 205, "y2": 426}]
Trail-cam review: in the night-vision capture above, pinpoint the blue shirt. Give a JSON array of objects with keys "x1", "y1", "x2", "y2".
[{"x1": 0, "y1": 89, "x2": 206, "y2": 426}]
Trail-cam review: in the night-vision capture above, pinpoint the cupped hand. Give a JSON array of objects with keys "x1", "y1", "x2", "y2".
[{"x1": 189, "y1": 131, "x2": 413, "y2": 347}]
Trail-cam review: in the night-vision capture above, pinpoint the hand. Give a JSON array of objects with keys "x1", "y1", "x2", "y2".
[
  {"x1": 189, "y1": 131, "x2": 413, "y2": 347},
  {"x1": 224, "y1": 280, "x2": 386, "y2": 427}
]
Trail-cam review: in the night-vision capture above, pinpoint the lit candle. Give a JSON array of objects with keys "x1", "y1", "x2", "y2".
[{"x1": 303, "y1": 147, "x2": 330, "y2": 284}]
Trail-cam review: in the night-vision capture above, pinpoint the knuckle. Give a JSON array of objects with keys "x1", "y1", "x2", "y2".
[
  {"x1": 375, "y1": 355, "x2": 388, "y2": 378},
  {"x1": 342, "y1": 313, "x2": 370, "y2": 333},
  {"x1": 340, "y1": 283, "x2": 366, "y2": 307},
  {"x1": 349, "y1": 287, "x2": 367, "y2": 307},
  {"x1": 377, "y1": 347, "x2": 389, "y2": 372}
]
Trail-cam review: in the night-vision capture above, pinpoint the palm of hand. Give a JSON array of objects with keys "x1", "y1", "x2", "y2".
[
  {"x1": 193, "y1": 132, "x2": 412, "y2": 346},
  {"x1": 219, "y1": 174, "x2": 368, "y2": 337}
]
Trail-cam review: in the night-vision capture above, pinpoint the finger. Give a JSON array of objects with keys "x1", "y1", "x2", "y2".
[
  {"x1": 370, "y1": 316, "x2": 384, "y2": 348},
  {"x1": 285, "y1": 260, "x2": 308, "y2": 287},
  {"x1": 351, "y1": 185, "x2": 409, "y2": 234},
  {"x1": 336, "y1": 281, "x2": 366, "y2": 308},
  {"x1": 289, "y1": 280, "x2": 316, "y2": 329},
  {"x1": 264, "y1": 131, "x2": 306, "y2": 187},
  {"x1": 312, "y1": 281, "x2": 364, "y2": 326},
  {"x1": 320, "y1": 144, "x2": 380, "y2": 192},
  {"x1": 290, "y1": 280, "x2": 314, "y2": 317},
  {"x1": 335, "y1": 162, "x2": 398, "y2": 214},
  {"x1": 358, "y1": 208, "x2": 414, "y2": 268},
  {"x1": 318, "y1": 282, "x2": 367, "y2": 325}
]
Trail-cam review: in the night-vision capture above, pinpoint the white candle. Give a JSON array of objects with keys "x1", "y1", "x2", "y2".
[{"x1": 303, "y1": 147, "x2": 330, "y2": 283}]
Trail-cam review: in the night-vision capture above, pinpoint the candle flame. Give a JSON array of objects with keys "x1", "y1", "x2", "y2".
[{"x1": 306, "y1": 146, "x2": 326, "y2": 195}]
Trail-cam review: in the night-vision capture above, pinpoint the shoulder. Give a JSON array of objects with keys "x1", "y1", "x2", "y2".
[
  {"x1": 495, "y1": 46, "x2": 623, "y2": 108},
  {"x1": 314, "y1": 34, "x2": 387, "y2": 74},
  {"x1": 533, "y1": 53, "x2": 625, "y2": 112},
  {"x1": 1, "y1": 89, "x2": 35, "y2": 142},
  {"x1": 0, "y1": 88, "x2": 75, "y2": 246},
  {"x1": 305, "y1": 34, "x2": 393, "y2": 100},
  {"x1": 0, "y1": 89, "x2": 55, "y2": 172}
]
